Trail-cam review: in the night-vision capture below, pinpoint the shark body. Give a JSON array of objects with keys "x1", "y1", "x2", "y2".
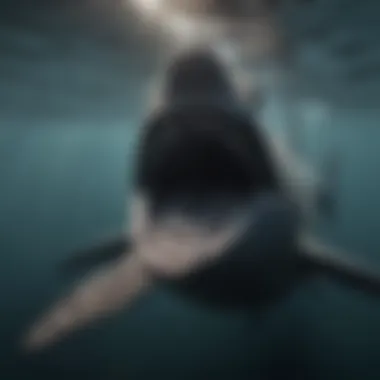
[{"x1": 22, "y1": 48, "x2": 380, "y2": 351}]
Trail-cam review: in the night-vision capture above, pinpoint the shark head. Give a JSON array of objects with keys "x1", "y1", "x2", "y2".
[{"x1": 136, "y1": 49, "x2": 280, "y2": 224}]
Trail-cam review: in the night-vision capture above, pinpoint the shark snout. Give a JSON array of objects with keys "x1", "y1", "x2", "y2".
[{"x1": 164, "y1": 48, "x2": 237, "y2": 107}]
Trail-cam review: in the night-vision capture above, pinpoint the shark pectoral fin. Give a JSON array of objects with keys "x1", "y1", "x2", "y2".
[
  {"x1": 297, "y1": 233, "x2": 380, "y2": 296},
  {"x1": 60, "y1": 234, "x2": 131, "y2": 274},
  {"x1": 22, "y1": 254, "x2": 153, "y2": 352}
]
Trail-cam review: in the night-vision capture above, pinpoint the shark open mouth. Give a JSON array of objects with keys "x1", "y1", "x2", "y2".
[{"x1": 139, "y1": 103, "x2": 278, "y2": 218}]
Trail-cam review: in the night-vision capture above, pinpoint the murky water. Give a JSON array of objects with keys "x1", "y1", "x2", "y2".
[{"x1": 0, "y1": 1, "x2": 380, "y2": 379}]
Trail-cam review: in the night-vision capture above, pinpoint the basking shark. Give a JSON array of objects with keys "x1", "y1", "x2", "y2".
[{"x1": 22, "y1": 48, "x2": 380, "y2": 351}]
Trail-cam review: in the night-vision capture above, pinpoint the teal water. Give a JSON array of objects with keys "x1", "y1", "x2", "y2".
[{"x1": 1, "y1": 0, "x2": 380, "y2": 378}]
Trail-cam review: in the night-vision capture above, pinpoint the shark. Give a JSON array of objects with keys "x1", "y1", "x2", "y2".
[{"x1": 22, "y1": 48, "x2": 380, "y2": 352}]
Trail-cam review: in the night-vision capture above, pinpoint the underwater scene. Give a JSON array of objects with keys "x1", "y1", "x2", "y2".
[{"x1": 0, "y1": 0, "x2": 380, "y2": 379}]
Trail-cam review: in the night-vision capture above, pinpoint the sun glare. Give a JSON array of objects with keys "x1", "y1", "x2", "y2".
[{"x1": 131, "y1": 0, "x2": 162, "y2": 14}]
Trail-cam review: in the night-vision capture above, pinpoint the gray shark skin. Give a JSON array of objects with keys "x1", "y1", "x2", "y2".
[{"x1": 21, "y1": 48, "x2": 380, "y2": 352}]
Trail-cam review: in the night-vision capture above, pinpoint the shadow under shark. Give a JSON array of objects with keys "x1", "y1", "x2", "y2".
[{"x1": 22, "y1": 48, "x2": 380, "y2": 351}]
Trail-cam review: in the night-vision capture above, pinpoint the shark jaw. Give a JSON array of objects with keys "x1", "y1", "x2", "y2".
[{"x1": 138, "y1": 102, "x2": 279, "y2": 218}]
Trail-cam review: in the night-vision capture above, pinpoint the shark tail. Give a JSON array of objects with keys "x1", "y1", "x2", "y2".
[
  {"x1": 298, "y1": 233, "x2": 380, "y2": 296},
  {"x1": 22, "y1": 253, "x2": 153, "y2": 352}
]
